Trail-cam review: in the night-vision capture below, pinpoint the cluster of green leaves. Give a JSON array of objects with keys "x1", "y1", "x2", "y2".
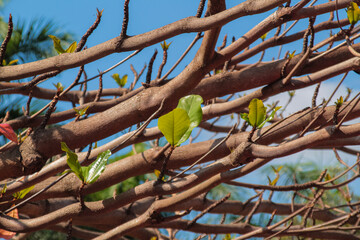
[
  {"x1": 49, "y1": 35, "x2": 77, "y2": 54},
  {"x1": 158, "y1": 95, "x2": 203, "y2": 147},
  {"x1": 335, "y1": 96, "x2": 344, "y2": 107},
  {"x1": 61, "y1": 142, "x2": 111, "y2": 185},
  {"x1": 73, "y1": 106, "x2": 89, "y2": 118},
  {"x1": 111, "y1": 73, "x2": 128, "y2": 87},
  {"x1": 52, "y1": 82, "x2": 64, "y2": 92},
  {"x1": 160, "y1": 40, "x2": 171, "y2": 50},
  {"x1": 347, "y1": 2, "x2": 360, "y2": 25},
  {"x1": 241, "y1": 98, "x2": 281, "y2": 129},
  {"x1": 287, "y1": 50, "x2": 296, "y2": 60}
]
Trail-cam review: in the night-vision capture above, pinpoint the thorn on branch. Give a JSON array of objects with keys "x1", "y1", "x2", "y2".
[
  {"x1": 66, "y1": 219, "x2": 73, "y2": 240},
  {"x1": 76, "y1": 9, "x2": 103, "y2": 52},
  {"x1": 302, "y1": 17, "x2": 315, "y2": 53},
  {"x1": 156, "y1": 45, "x2": 169, "y2": 79},
  {"x1": 196, "y1": 0, "x2": 206, "y2": 18},
  {"x1": 312, "y1": 82, "x2": 321, "y2": 108},
  {"x1": 120, "y1": 0, "x2": 130, "y2": 40},
  {"x1": 157, "y1": 146, "x2": 174, "y2": 182},
  {"x1": 144, "y1": 49, "x2": 158, "y2": 88},
  {"x1": 25, "y1": 90, "x2": 33, "y2": 116},
  {"x1": 40, "y1": 89, "x2": 61, "y2": 129},
  {"x1": 217, "y1": 34, "x2": 227, "y2": 51},
  {"x1": 0, "y1": 14, "x2": 13, "y2": 67},
  {"x1": 94, "y1": 73, "x2": 103, "y2": 102}
]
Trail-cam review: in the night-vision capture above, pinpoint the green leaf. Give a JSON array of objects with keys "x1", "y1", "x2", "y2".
[
  {"x1": 335, "y1": 96, "x2": 344, "y2": 107},
  {"x1": 260, "y1": 32, "x2": 269, "y2": 41},
  {"x1": 258, "y1": 106, "x2": 281, "y2": 128},
  {"x1": 158, "y1": 108, "x2": 190, "y2": 147},
  {"x1": 176, "y1": 95, "x2": 203, "y2": 145},
  {"x1": 61, "y1": 142, "x2": 84, "y2": 182},
  {"x1": 347, "y1": 2, "x2": 360, "y2": 24},
  {"x1": 49, "y1": 35, "x2": 66, "y2": 54},
  {"x1": 223, "y1": 233, "x2": 232, "y2": 240},
  {"x1": 248, "y1": 98, "x2": 267, "y2": 128},
  {"x1": 288, "y1": 90, "x2": 295, "y2": 97},
  {"x1": 6, "y1": 59, "x2": 18, "y2": 66},
  {"x1": 74, "y1": 106, "x2": 89, "y2": 116},
  {"x1": 154, "y1": 169, "x2": 164, "y2": 181},
  {"x1": 160, "y1": 40, "x2": 172, "y2": 51},
  {"x1": 97, "y1": 8, "x2": 104, "y2": 17},
  {"x1": 53, "y1": 82, "x2": 64, "y2": 92},
  {"x1": 240, "y1": 113, "x2": 249, "y2": 124},
  {"x1": 325, "y1": 173, "x2": 332, "y2": 181},
  {"x1": 65, "y1": 41, "x2": 77, "y2": 53},
  {"x1": 81, "y1": 150, "x2": 111, "y2": 184},
  {"x1": 13, "y1": 185, "x2": 35, "y2": 200},
  {"x1": 112, "y1": 73, "x2": 127, "y2": 87},
  {"x1": 270, "y1": 175, "x2": 279, "y2": 186},
  {"x1": 287, "y1": 50, "x2": 296, "y2": 59},
  {"x1": 1, "y1": 183, "x2": 7, "y2": 195}
]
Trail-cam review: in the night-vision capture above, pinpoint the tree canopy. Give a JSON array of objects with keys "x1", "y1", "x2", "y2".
[{"x1": 1, "y1": 0, "x2": 360, "y2": 239}]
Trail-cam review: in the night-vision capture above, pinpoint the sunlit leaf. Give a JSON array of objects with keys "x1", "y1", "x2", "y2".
[
  {"x1": 176, "y1": 95, "x2": 203, "y2": 145},
  {"x1": 49, "y1": 35, "x2": 66, "y2": 54},
  {"x1": 8, "y1": 59, "x2": 19, "y2": 66},
  {"x1": 160, "y1": 40, "x2": 172, "y2": 51},
  {"x1": 97, "y1": 8, "x2": 104, "y2": 17},
  {"x1": 65, "y1": 41, "x2": 77, "y2": 53},
  {"x1": 61, "y1": 142, "x2": 84, "y2": 182},
  {"x1": 347, "y1": 2, "x2": 360, "y2": 24},
  {"x1": 53, "y1": 82, "x2": 64, "y2": 92},
  {"x1": 270, "y1": 175, "x2": 280, "y2": 186},
  {"x1": 1, "y1": 183, "x2": 7, "y2": 195},
  {"x1": 325, "y1": 173, "x2": 332, "y2": 181},
  {"x1": 215, "y1": 69, "x2": 222, "y2": 74},
  {"x1": 0, "y1": 123, "x2": 18, "y2": 144},
  {"x1": 288, "y1": 50, "x2": 296, "y2": 59},
  {"x1": 158, "y1": 108, "x2": 190, "y2": 147},
  {"x1": 248, "y1": 98, "x2": 266, "y2": 128},
  {"x1": 81, "y1": 150, "x2": 111, "y2": 184},
  {"x1": 74, "y1": 106, "x2": 90, "y2": 116},
  {"x1": 154, "y1": 169, "x2": 165, "y2": 180},
  {"x1": 0, "y1": 207, "x2": 18, "y2": 239},
  {"x1": 288, "y1": 91, "x2": 295, "y2": 97},
  {"x1": 112, "y1": 73, "x2": 127, "y2": 87},
  {"x1": 335, "y1": 96, "x2": 344, "y2": 107},
  {"x1": 260, "y1": 32, "x2": 269, "y2": 41},
  {"x1": 223, "y1": 233, "x2": 232, "y2": 240},
  {"x1": 13, "y1": 185, "x2": 35, "y2": 200},
  {"x1": 240, "y1": 113, "x2": 249, "y2": 124}
]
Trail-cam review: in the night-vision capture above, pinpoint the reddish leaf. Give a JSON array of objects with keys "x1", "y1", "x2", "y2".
[
  {"x1": 0, "y1": 123, "x2": 18, "y2": 144},
  {"x1": 0, "y1": 207, "x2": 18, "y2": 239}
]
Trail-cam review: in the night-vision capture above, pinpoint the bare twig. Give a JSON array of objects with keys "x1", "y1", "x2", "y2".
[{"x1": 0, "y1": 14, "x2": 13, "y2": 66}]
